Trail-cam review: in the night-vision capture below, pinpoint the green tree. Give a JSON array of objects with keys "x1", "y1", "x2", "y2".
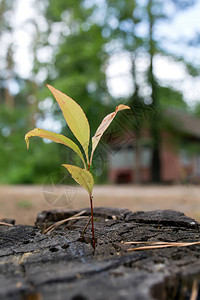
[
  {"x1": 31, "y1": 0, "x2": 114, "y2": 182},
  {"x1": 0, "y1": 0, "x2": 15, "y2": 107},
  {"x1": 31, "y1": 0, "x2": 199, "y2": 184},
  {"x1": 34, "y1": 0, "x2": 110, "y2": 131},
  {"x1": 103, "y1": 0, "x2": 198, "y2": 182},
  {"x1": 0, "y1": 1, "x2": 67, "y2": 184}
]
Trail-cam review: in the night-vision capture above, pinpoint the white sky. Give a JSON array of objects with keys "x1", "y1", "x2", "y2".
[
  {"x1": 12, "y1": 0, "x2": 36, "y2": 78},
  {"x1": 10, "y1": 0, "x2": 200, "y2": 106}
]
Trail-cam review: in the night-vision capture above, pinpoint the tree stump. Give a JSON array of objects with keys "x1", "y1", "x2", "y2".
[{"x1": 0, "y1": 208, "x2": 199, "y2": 300}]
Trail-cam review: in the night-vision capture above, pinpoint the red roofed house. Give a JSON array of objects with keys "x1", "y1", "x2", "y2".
[{"x1": 108, "y1": 108, "x2": 200, "y2": 184}]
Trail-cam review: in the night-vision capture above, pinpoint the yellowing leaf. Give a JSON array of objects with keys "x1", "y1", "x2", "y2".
[
  {"x1": 62, "y1": 164, "x2": 94, "y2": 195},
  {"x1": 25, "y1": 128, "x2": 86, "y2": 168},
  {"x1": 90, "y1": 104, "x2": 130, "y2": 165},
  {"x1": 47, "y1": 85, "x2": 90, "y2": 164}
]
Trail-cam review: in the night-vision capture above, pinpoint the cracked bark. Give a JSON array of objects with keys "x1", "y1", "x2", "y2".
[{"x1": 0, "y1": 208, "x2": 199, "y2": 300}]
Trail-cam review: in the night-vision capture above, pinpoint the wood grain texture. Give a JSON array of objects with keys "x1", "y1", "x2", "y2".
[{"x1": 0, "y1": 208, "x2": 199, "y2": 300}]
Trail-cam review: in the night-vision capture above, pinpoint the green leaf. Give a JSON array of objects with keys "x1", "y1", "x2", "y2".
[
  {"x1": 25, "y1": 128, "x2": 86, "y2": 168},
  {"x1": 90, "y1": 104, "x2": 130, "y2": 165},
  {"x1": 47, "y1": 85, "x2": 90, "y2": 164},
  {"x1": 62, "y1": 164, "x2": 94, "y2": 195}
]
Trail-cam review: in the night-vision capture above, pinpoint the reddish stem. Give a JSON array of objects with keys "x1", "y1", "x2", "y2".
[
  {"x1": 87, "y1": 163, "x2": 95, "y2": 250},
  {"x1": 90, "y1": 194, "x2": 95, "y2": 250}
]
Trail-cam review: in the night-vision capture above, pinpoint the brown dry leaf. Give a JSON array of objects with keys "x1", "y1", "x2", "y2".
[
  {"x1": 190, "y1": 279, "x2": 198, "y2": 300},
  {"x1": 124, "y1": 241, "x2": 179, "y2": 245},
  {"x1": 0, "y1": 222, "x2": 13, "y2": 227},
  {"x1": 90, "y1": 104, "x2": 130, "y2": 165},
  {"x1": 124, "y1": 241, "x2": 200, "y2": 251},
  {"x1": 44, "y1": 210, "x2": 87, "y2": 234},
  {"x1": 25, "y1": 293, "x2": 43, "y2": 300}
]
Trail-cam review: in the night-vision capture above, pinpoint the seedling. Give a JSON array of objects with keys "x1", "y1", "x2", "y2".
[{"x1": 25, "y1": 85, "x2": 130, "y2": 250}]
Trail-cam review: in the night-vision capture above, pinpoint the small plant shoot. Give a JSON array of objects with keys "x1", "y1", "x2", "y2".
[{"x1": 25, "y1": 85, "x2": 130, "y2": 250}]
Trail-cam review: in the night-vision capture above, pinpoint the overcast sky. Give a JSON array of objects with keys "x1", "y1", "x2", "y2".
[{"x1": 11, "y1": 0, "x2": 200, "y2": 106}]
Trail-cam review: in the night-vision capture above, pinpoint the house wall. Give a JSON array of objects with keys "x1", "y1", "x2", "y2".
[
  {"x1": 160, "y1": 132, "x2": 180, "y2": 182},
  {"x1": 160, "y1": 148, "x2": 180, "y2": 182},
  {"x1": 109, "y1": 167, "x2": 151, "y2": 184},
  {"x1": 108, "y1": 130, "x2": 199, "y2": 184},
  {"x1": 160, "y1": 132, "x2": 198, "y2": 183},
  {"x1": 108, "y1": 144, "x2": 152, "y2": 183},
  {"x1": 109, "y1": 168, "x2": 133, "y2": 184}
]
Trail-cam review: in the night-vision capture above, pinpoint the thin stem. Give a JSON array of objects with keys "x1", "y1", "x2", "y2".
[
  {"x1": 90, "y1": 194, "x2": 95, "y2": 250},
  {"x1": 87, "y1": 163, "x2": 95, "y2": 250}
]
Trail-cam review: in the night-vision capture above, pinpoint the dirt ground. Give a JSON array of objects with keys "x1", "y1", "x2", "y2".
[{"x1": 0, "y1": 184, "x2": 199, "y2": 225}]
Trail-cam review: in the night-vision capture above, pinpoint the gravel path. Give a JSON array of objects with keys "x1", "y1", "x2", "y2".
[{"x1": 0, "y1": 184, "x2": 199, "y2": 224}]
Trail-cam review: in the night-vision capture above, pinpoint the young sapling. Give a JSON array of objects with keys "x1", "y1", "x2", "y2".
[{"x1": 25, "y1": 85, "x2": 130, "y2": 250}]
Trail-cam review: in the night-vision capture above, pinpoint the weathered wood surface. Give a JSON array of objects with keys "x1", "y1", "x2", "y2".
[{"x1": 0, "y1": 208, "x2": 200, "y2": 300}]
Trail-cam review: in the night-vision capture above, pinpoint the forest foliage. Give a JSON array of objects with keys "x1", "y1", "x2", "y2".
[{"x1": 0, "y1": 0, "x2": 199, "y2": 184}]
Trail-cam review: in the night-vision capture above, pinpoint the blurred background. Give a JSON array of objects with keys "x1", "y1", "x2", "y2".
[{"x1": 0, "y1": 0, "x2": 200, "y2": 224}]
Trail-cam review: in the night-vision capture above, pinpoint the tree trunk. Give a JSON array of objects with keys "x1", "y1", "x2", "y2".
[
  {"x1": 0, "y1": 207, "x2": 199, "y2": 300},
  {"x1": 147, "y1": 0, "x2": 161, "y2": 183},
  {"x1": 131, "y1": 53, "x2": 143, "y2": 184},
  {"x1": 134, "y1": 134, "x2": 142, "y2": 183}
]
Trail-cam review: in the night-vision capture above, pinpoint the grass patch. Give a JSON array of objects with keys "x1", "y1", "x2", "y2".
[{"x1": 16, "y1": 200, "x2": 33, "y2": 209}]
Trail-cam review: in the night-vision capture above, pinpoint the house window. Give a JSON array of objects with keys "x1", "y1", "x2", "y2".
[
  {"x1": 109, "y1": 146, "x2": 152, "y2": 169},
  {"x1": 109, "y1": 147, "x2": 134, "y2": 169},
  {"x1": 141, "y1": 147, "x2": 152, "y2": 168},
  {"x1": 179, "y1": 150, "x2": 192, "y2": 166}
]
